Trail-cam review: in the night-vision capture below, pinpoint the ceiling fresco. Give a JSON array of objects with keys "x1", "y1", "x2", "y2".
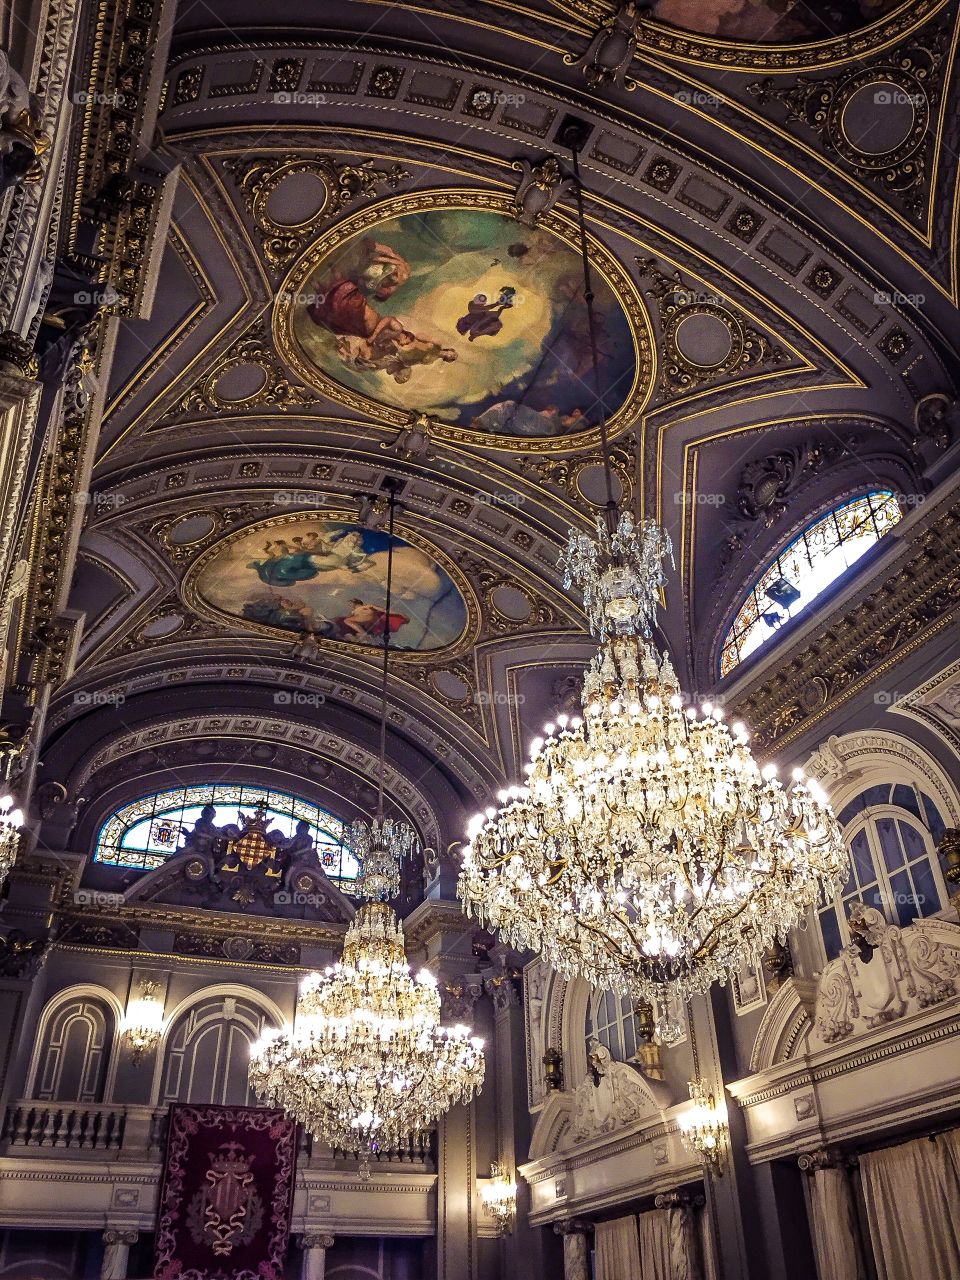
[
  {"x1": 279, "y1": 200, "x2": 644, "y2": 445},
  {"x1": 28, "y1": 0, "x2": 957, "y2": 899},
  {"x1": 651, "y1": 0, "x2": 906, "y2": 42},
  {"x1": 188, "y1": 515, "x2": 471, "y2": 653}
]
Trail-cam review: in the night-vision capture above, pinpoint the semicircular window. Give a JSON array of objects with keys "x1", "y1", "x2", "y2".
[
  {"x1": 94, "y1": 783, "x2": 360, "y2": 886},
  {"x1": 720, "y1": 491, "x2": 902, "y2": 677}
]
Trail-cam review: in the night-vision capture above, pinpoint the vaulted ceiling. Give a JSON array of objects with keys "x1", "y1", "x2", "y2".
[{"x1": 43, "y1": 0, "x2": 960, "y2": 890}]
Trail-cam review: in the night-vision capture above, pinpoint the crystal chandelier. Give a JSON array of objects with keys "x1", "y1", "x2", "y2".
[
  {"x1": 456, "y1": 128, "x2": 847, "y2": 1007},
  {"x1": 348, "y1": 480, "x2": 420, "y2": 900},
  {"x1": 250, "y1": 480, "x2": 484, "y2": 1163},
  {"x1": 249, "y1": 903, "x2": 484, "y2": 1160},
  {"x1": 0, "y1": 792, "x2": 24, "y2": 886}
]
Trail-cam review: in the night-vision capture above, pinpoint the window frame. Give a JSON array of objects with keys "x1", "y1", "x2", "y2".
[
  {"x1": 720, "y1": 489, "x2": 902, "y2": 677},
  {"x1": 92, "y1": 782, "x2": 359, "y2": 887},
  {"x1": 816, "y1": 801, "x2": 948, "y2": 962}
]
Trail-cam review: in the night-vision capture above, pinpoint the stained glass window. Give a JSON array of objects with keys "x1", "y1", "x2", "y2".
[
  {"x1": 817, "y1": 783, "x2": 947, "y2": 961},
  {"x1": 720, "y1": 491, "x2": 902, "y2": 676},
  {"x1": 94, "y1": 783, "x2": 360, "y2": 886}
]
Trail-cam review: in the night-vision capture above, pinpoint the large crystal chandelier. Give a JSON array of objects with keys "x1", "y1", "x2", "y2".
[
  {"x1": 456, "y1": 128, "x2": 847, "y2": 1007},
  {"x1": 250, "y1": 481, "x2": 484, "y2": 1163},
  {"x1": 249, "y1": 903, "x2": 484, "y2": 1159},
  {"x1": 0, "y1": 792, "x2": 24, "y2": 886}
]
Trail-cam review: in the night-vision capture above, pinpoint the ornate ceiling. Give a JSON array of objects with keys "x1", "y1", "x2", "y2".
[{"x1": 44, "y1": 0, "x2": 960, "y2": 896}]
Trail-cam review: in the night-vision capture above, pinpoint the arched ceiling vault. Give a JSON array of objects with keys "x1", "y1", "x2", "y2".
[{"x1": 52, "y1": 0, "x2": 960, "y2": 851}]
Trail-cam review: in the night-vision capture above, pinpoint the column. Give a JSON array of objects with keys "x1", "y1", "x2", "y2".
[
  {"x1": 553, "y1": 1220, "x2": 592, "y2": 1280},
  {"x1": 301, "y1": 1233, "x2": 335, "y2": 1280},
  {"x1": 100, "y1": 1230, "x2": 137, "y2": 1280}
]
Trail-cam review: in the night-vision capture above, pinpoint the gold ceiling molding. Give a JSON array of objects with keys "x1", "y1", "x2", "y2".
[
  {"x1": 627, "y1": 0, "x2": 945, "y2": 72},
  {"x1": 272, "y1": 187, "x2": 655, "y2": 455},
  {"x1": 636, "y1": 257, "x2": 787, "y2": 396},
  {"x1": 72, "y1": 711, "x2": 441, "y2": 844},
  {"x1": 148, "y1": 502, "x2": 279, "y2": 566},
  {"x1": 172, "y1": 317, "x2": 320, "y2": 415},
  {"x1": 730, "y1": 502, "x2": 960, "y2": 754},
  {"x1": 226, "y1": 153, "x2": 409, "y2": 270},
  {"x1": 747, "y1": 30, "x2": 944, "y2": 225}
]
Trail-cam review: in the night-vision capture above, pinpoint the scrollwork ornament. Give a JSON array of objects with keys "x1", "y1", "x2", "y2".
[{"x1": 227, "y1": 154, "x2": 408, "y2": 269}]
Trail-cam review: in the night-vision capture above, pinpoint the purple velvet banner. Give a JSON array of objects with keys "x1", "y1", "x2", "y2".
[{"x1": 154, "y1": 1104, "x2": 296, "y2": 1280}]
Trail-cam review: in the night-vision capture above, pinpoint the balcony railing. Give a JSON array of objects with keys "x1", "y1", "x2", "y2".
[
  {"x1": 0, "y1": 1102, "x2": 167, "y2": 1156},
  {"x1": 1, "y1": 1102, "x2": 436, "y2": 1169}
]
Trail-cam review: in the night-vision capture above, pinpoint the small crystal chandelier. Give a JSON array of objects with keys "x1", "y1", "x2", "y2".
[
  {"x1": 250, "y1": 480, "x2": 484, "y2": 1164},
  {"x1": 348, "y1": 480, "x2": 420, "y2": 900},
  {"x1": 479, "y1": 1160, "x2": 517, "y2": 1234},
  {"x1": 0, "y1": 792, "x2": 24, "y2": 886},
  {"x1": 678, "y1": 1079, "x2": 728, "y2": 1174},
  {"x1": 456, "y1": 129, "x2": 847, "y2": 1007},
  {"x1": 123, "y1": 981, "x2": 164, "y2": 1062},
  {"x1": 249, "y1": 903, "x2": 484, "y2": 1161}
]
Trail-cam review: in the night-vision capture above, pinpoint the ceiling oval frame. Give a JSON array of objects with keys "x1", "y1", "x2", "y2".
[
  {"x1": 181, "y1": 506, "x2": 482, "y2": 663},
  {"x1": 271, "y1": 187, "x2": 655, "y2": 454}
]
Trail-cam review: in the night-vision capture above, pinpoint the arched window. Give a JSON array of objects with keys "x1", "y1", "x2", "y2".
[
  {"x1": 817, "y1": 783, "x2": 948, "y2": 960},
  {"x1": 586, "y1": 988, "x2": 686, "y2": 1062},
  {"x1": 158, "y1": 993, "x2": 275, "y2": 1107},
  {"x1": 31, "y1": 996, "x2": 115, "y2": 1103},
  {"x1": 93, "y1": 783, "x2": 360, "y2": 887},
  {"x1": 720, "y1": 491, "x2": 902, "y2": 676}
]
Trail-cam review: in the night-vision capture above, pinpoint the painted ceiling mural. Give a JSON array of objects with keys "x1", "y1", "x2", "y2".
[
  {"x1": 188, "y1": 516, "x2": 469, "y2": 653},
  {"x1": 281, "y1": 206, "x2": 639, "y2": 442},
  {"x1": 651, "y1": 0, "x2": 905, "y2": 41}
]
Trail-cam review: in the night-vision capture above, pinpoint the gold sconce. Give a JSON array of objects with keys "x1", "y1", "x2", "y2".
[
  {"x1": 480, "y1": 1161, "x2": 517, "y2": 1235},
  {"x1": 123, "y1": 981, "x2": 164, "y2": 1061},
  {"x1": 678, "y1": 1078, "x2": 728, "y2": 1174}
]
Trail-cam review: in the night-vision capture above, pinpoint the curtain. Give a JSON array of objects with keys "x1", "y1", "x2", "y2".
[
  {"x1": 697, "y1": 1204, "x2": 719, "y2": 1280},
  {"x1": 595, "y1": 1215, "x2": 641, "y2": 1280},
  {"x1": 638, "y1": 1209, "x2": 672, "y2": 1280},
  {"x1": 808, "y1": 1166, "x2": 866, "y2": 1280},
  {"x1": 859, "y1": 1131, "x2": 960, "y2": 1280}
]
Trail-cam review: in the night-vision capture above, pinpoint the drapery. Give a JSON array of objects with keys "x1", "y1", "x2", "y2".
[
  {"x1": 697, "y1": 1204, "x2": 719, "y2": 1280},
  {"x1": 808, "y1": 1165, "x2": 866, "y2": 1280},
  {"x1": 595, "y1": 1215, "x2": 642, "y2": 1280},
  {"x1": 637, "y1": 1209, "x2": 672, "y2": 1280},
  {"x1": 859, "y1": 1131, "x2": 960, "y2": 1280}
]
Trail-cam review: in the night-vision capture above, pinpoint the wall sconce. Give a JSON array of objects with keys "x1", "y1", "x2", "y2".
[
  {"x1": 543, "y1": 1046, "x2": 563, "y2": 1092},
  {"x1": 479, "y1": 1161, "x2": 517, "y2": 1235},
  {"x1": 0, "y1": 793, "x2": 24, "y2": 884},
  {"x1": 678, "y1": 1078, "x2": 728, "y2": 1174},
  {"x1": 123, "y1": 981, "x2": 164, "y2": 1061}
]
